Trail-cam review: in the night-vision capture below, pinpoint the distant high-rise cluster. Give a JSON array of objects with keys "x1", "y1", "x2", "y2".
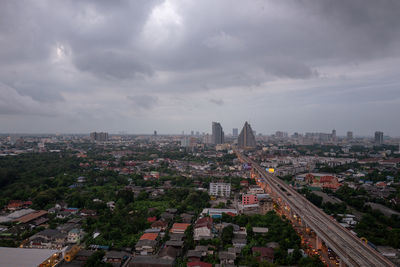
[
  {"x1": 347, "y1": 131, "x2": 353, "y2": 140},
  {"x1": 212, "y1": 122, "x2": 224, "y2": 144},
  {"x1": 237, "y1": 121, "x2": 256, "y2": 149},
  {"x1": 90, "y1": 132, "x2": 109, "y2": 142},
  {"x1": 275, "y1": 131, "x2": 288, "y2": 138},
  {"x1": 232, "y1": 128, "x2": 239, "y2": 137},
  {"x1": 304, "y1": 131, "x2": 336, "y2": 142},
  {"x1": 374, "y1": 131, "x2": 384, "y2": 145},
  {"x1": 332, "y1": 129, "x2": 336, "y2": 141},
  {"x1": 180, "y1": 136, "x2": 197, "y2": 148}
]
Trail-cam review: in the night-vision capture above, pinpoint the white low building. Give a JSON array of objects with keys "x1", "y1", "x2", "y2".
[{"x1": 209, "y1": 182, "x2": 231, "y2": 197}]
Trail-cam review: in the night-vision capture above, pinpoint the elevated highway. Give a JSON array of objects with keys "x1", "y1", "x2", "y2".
[{"x1": 237, "y1": 151, "x2": 395, "y2": 267}]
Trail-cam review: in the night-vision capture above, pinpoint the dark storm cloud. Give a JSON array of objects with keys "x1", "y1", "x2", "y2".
[{"x1": 295, "y1": 0, "x2": 400, "y2": 58}]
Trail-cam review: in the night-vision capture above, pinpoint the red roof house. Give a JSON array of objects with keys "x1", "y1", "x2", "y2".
[
  {"x1": 147, "y1": 216, "x2": 157, "y2": 223},
  {"x1": 187, "y1": 262, "x2": 212, "y2": 267}
]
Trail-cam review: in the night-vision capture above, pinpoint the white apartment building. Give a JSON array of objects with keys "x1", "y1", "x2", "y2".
[{"x1": 209, "y1": 182, "x2": 231, "y2": 197}]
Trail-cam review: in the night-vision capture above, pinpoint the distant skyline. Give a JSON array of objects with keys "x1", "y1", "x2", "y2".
[
  {"x1": 1, "y1": 1, "x2": 400, "y2": 135},
  {"x1": 0, "y1": 128, "x2": 396, "y2": 138}
]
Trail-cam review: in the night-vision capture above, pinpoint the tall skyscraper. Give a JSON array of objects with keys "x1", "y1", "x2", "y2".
[
  {"x1": 232, "y1": 128, "x2": 239, "y2": 137},
  {"x1": 374, "y1": 131, "x2": 384, "y2": 145},
  {"x1": 237, "y1": 121, "x2": 256, "y2": 149},
  {"x1": 347, "y1": 131, "x2": 353, "y2": 140},
  {"x1": 212, "y1": 122, "x2": 224, "y2": 144}
]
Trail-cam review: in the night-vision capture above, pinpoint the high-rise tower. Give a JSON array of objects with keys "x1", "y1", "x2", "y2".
[
  {"x1": 237, "y1": 121, "x2": 256, "y2": 149},
  {"x1": 212, "y1": 122, "x2": 224, "y2": 144},
  {"x1": 374, "y1": 131, "x2": 383, "y2": 145},
  {"x1": 232, "y1": 128, "x2": 239, "y2": 137}
]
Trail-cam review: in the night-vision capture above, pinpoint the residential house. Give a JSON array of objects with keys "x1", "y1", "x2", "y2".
[
  {"x1": 104, "y1": 250, "x2": 130, "y2": 265},
  {"x1": 107, "y1": 201, "x2": 116, "y2": 211},
  {"x1": 194, "y1": 246, "x2": 210, "y2": 257},
  {"x1": 252, "y1": 247, "x2": 274, "y2": 262},
  {"x1": 80, "y1": 209, "x2": 96, "y2": 217},
  {"x1": 194, "y1": 217, "x2": 213, "y2": 240},
  {"x1": 228, "y1": 247, "x2": 242, "y2": 255},
  {"x1": 170, "y1": 223, "x2": 190, "y2": 234},
  {"x1": 232, "y1": 238, "x2": 247, "y2": 248},
  {"x1": 232, "y1": 228, "x2": 247, "y2": 248},
  {"x1": 165, "y1": 240, "x2": 184, "y2": 249},
  {"x1": 187, "y1": 262, "x2": 212, "y2": 267},
  {"x1": 56, "y1": 210, "x2": 72, "y2": 219},
  {"x1": 158, "y1": 246, "x2": 180, "y2": 260},
  {"x1": 129, "y1": 255, "x2": 175, "y2": 267},
  {"x1": 187, "y1": 250, "x2": 203, "y2": 262},
  {"x1": 147, "y1": 216, "x2": 157, "y2": 223},
  {"x1": 169, "y1": 233, "x2": 185, "y2": 241},
  {"x1": 27, "y1": 229, "x2": 66, "y2": 249},
  {"x1": 140, "y1": 233, "x2": 159, "y2": 241},
  {"x1": 151, "y1": 220, "x2": 168, "y2": 231},
  {"x1": 135, "y1": 239, "x2": 158, "y2": 255},
  {"x1": 67, "y1": 228, "x2": 83, "y2": 244},
  {"x1": 180, "y1": 213, "x2": 194, "y2": 223},
  {"x1": 160, "y1": 212, "x2": 174, "y2": 221},
  {"x1": 218, "y1": 251, "x2": 236, "y2": 265},
  {"x1": 7, "y1": 200, "x2": 32, "y2": 211},
  {"x1": 252, "y1": 227, "x2": 269, "y2": 235}
]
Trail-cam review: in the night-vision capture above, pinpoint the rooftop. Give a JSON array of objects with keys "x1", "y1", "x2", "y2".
[
  {"x1": 139, "y1": 233, "x2": 158, "y2": 241},
  {"x1": 16, "y1": 210, "x2": 47, "y2": 224},
  {"x1": 0, "y1": 247, "x2": 60, "y2": 267}
]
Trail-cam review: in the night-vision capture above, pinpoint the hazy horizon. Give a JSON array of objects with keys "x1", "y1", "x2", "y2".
[{"x1": 1, "y1": 1, "x2": 400, "y2": 135}]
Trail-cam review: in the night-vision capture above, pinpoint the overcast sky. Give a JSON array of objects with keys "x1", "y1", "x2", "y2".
[{"x1": 1, "y1": 0, "x2": 400, "y2": 136}]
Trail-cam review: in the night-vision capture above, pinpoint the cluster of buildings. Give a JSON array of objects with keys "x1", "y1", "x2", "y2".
[
  {"x1": 260, "y1": 155, "x2": 356, "y2": 177},
  {"x1": 90, "y1": 131, "x2": 109, "y2": 142}
]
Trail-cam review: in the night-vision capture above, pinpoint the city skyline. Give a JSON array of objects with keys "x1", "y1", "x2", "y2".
[
  {"x1": 1, "y1": 1, "x2": 400, "y2": 135},
  {"x1": 0, "y1": 128, "x2": 394, "y2": 138}
]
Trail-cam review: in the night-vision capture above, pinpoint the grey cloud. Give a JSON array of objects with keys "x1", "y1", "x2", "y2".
[
  {"x1": 127, "y1": 95, "x2": 158, "y2": 109},
  {"x1": 295, "y1": 0, "x2": 400, "y2": 58},
  {"x1": 0, "y1": 83, "x2": 57, "y2": 116},
  {"x1": 203, "y1": 32, "x2": 244, "y2": 51},
  {"x1": 208, "y1": 98, "x2": 224, "y2": 106},
  {"x1": 8, "y1": 82, "x2": 65, "y2": 103},
  {"x1": 0, "y1": 0, "x2": 400, "y2": 134},
  {"x1": 266, "y1": 59, "x2": 319, "y2": 79},
  {"x1": 73, "y1": 50, "x2": 153, "y2": 79}
]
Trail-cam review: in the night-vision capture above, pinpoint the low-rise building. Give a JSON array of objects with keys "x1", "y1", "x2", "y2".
[
  {"x1": 67, "y1": 228, "x2": 83, "y2": 244},
  {"x1": 135, "y1": 239, "x2": 158, "y2": 255},
  {"x1": 252, "y1": 247, "x2": 274, "y2": 262},
  {"x1": 209, "y1": 182, "x2": 231, "y2": 197},
  {"x1": 170, "y1": 223, "x2": 191, "y2": 234},
  {"x1": 242, "y1": 194, "x2": 258, "y2": 205},
  {"x1": 194, "y1": 217, "x2": 213, "y2": 240}
]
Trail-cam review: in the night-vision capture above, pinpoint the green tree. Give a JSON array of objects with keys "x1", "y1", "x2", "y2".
[
  {"x1": 84, "y1": 250, "x2": 112, "y2": 267},
  {"x1": 221, "y1": 225, "x2": 234, "y2": 246}
]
